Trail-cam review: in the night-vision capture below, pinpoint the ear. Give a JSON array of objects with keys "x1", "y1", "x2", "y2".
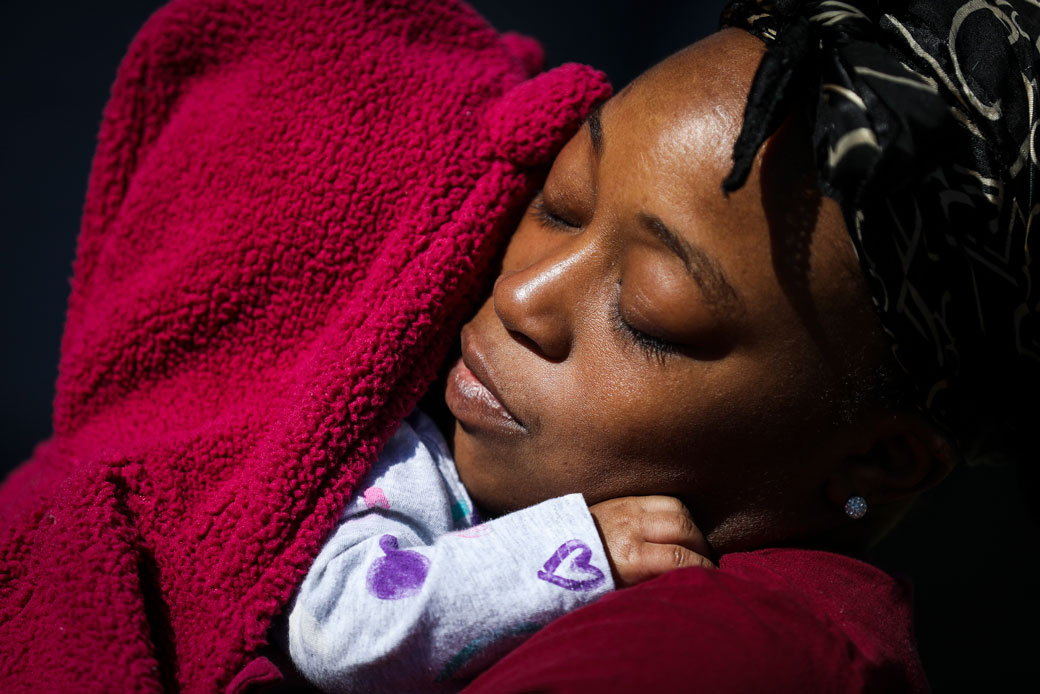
[{"x1": 827, "y1": 412, "x2": 956, "y2": 510}]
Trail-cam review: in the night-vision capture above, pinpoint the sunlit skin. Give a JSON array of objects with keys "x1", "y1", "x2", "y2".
[{"x1": 446, "y1": 29, "x2": 950, "y2": 558}]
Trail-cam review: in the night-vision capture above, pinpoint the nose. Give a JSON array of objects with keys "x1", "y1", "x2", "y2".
[{"x1": 493, "y1": 237, "x2": 599, "y2": 361}]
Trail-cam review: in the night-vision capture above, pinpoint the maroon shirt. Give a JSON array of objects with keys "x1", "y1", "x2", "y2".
[{"x1": 464, "y1": 548, "x2": 928, "y2": 693}]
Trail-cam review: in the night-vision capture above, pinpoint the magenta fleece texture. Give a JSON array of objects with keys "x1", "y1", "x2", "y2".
[{"x1": 0, "y1": 1, "x2": 610, "y2": 691}]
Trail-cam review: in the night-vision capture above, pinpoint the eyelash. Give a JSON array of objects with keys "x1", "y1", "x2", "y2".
[
  {"x1": 530, "y1": 192, "x2": 681, "y2": 364},
  {"x1": 530, "y1": 194, "x2": 578, "y2": 231},
  {"x1": 611, "y1": 304, "x2": 681, "y2": 364}
]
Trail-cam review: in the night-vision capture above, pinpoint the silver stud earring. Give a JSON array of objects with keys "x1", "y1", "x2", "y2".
[{"x1": 844, "y1": 495, "x2": 868, "y2": 519}]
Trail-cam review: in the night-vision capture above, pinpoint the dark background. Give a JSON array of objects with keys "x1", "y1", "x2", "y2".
[{"x1": 1, "y1": 1, "x2": 1035, "y2": 689}]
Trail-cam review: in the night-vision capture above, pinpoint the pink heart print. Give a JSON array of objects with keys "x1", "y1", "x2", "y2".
[
  {"x1": 362, "y1": 487, "x2": 391, "y2": 510},
  {"x1": 454, "y1": 523, "x2": 491, "y2": 539}
]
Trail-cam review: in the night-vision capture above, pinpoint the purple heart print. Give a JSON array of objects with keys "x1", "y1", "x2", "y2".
[
  {"x1": 537, "y1": 539, "x2": 606, "y2": 592},
  {"x1": 366, "y1": 534, "x2": 430, "y2": 600}
]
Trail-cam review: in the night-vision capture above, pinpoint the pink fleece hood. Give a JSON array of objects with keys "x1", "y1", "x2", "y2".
[{"x1": 0, "y1": 1, "x2": 610, "y2": 690}]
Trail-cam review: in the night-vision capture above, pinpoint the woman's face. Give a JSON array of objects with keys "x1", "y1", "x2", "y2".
[{"x1": 446, "y1": 30, "x2": 887, "y2": 550}]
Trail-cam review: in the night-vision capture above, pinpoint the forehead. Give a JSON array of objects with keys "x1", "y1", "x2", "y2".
[
  {"x1": 571, "y1": 30, "x2": 770, "y2": 241},
  {"x1": 604, "y1": 30, "x2": 765, "y2": 187}
]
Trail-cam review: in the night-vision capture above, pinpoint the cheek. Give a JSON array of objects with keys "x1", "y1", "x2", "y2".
[
  {"x1": 565, "y1": 353, "x2": 815, "y2": 498},
  {"x1": 545, "y1": 361, "x2": 739, "y2": 492},
  {"x1": 452, "y1": 350, "x2": 822, "y2": 516}
]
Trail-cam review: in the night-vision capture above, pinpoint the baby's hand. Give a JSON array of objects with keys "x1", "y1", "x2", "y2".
[{"x1": 588, "y1": 495, "x2": 714, "y2": 588}]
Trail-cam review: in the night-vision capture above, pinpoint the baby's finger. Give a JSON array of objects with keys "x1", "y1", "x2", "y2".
[
  {"x1": 628, "y1": 495, "x2": 689, "y2": 514},
  {"x1": 640, "y1": 509, "x2": 712, "y2": 558},
  {"x1": 633, "y1": 542, "x2": 715, "y2": 582}
]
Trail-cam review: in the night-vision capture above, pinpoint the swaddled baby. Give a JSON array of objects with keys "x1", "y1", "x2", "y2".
[{"x1": 286, "y1": 354, "x2": 711, "y2": 691}]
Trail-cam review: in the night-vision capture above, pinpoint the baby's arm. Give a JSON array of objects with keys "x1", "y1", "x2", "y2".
[
  {"x1": 289, "y1": 493, "x2": 612, "y2": 691},
  {"x1": 287, "y1": 417, "x2": 615, "y2": 691}
]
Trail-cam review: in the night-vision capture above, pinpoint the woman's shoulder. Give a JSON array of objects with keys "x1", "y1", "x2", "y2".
[{"x1": 464, "y1": 548, "x2": 929, "y2": 693}]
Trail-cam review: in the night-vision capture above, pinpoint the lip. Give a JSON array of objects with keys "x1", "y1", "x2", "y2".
[{"x1": 445, "y1": 327, "x2": 526, "y2": 435}]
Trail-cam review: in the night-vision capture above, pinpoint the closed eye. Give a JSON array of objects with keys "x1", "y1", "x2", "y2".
[
  {"x1": 530, "y1": 192, "x2": 579, "y2": 231},
  {"x1": 611, "y1": 302, "x2": 682, "y2": 365}
]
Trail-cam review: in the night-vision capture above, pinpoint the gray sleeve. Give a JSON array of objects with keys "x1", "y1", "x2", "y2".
[{"x1": 287, "y1": 422, "x2": 613, "y2": 692}]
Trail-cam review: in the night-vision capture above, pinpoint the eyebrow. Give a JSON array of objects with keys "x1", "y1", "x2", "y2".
[{"x1": 640, "y1": 214, "x2": 744, "y2": 314}]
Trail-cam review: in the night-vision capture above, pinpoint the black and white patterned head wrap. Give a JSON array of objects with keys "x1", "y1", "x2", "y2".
[{"x1": 720, "y1": 0, "x2": 1040, "y2": 462}]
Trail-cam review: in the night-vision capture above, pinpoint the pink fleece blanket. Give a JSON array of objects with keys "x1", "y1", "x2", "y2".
[{"x1": 0, "y1": 1, "x2": 609, "y2": 690}]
